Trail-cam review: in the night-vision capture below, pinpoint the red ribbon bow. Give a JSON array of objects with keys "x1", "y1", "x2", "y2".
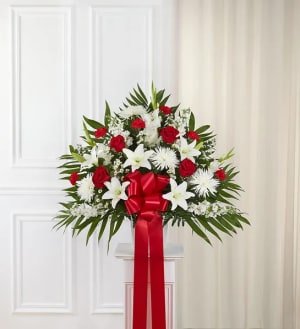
[{"x1": 124, "y1": 171, "x2": 169, "y2": 329}]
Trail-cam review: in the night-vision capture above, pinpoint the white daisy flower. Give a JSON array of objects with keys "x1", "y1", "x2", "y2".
[
  {"x1": 179, "y1": 138, "x2": 201, "y2": 161},
  {"x1": 163, "y1": 179, "x2": 194, "y2": 210},
  {"x1": 151, "y1": 147, "x2": 178, "y2": 170},
  {"x1": 102, "y1": 177, "x2": 130, "y2": 208},
  {"x1": 190, "y1": 169, "x2": 219, "y2": 197},
  {"x1": 123, "y1": 144, "x2": 154, "y2": 171},
  {"x1": 77, "y1": 175, "x2": 94, "y2": 202}
]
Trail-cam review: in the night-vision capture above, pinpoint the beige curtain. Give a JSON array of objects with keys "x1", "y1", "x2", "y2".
[{"x1": 175, "y1": 0, "x2": 300, "y2": 328}]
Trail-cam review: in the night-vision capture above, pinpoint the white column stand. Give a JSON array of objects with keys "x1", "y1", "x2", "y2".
[{"x1": 115, "y1": 243, "x2": 183, "y2": 329}]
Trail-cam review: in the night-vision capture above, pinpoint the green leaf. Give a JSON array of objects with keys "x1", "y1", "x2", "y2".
[
  {"x1": 86, "y1": 217, "x2": 101, "y2": 245},
  {"x1": 208, "y1": 217, "x2": 233, "y2": 236},
  {"x1": 151, "y1": 82, "x2": 157, "y2": 109},
  {"x1": 105, "y1": 101, "x2": 111, "y2": 126},
  {"x1": 186, "y1": 219, "x2": 212, "y2": 245},
  {"x1": 98, "y1": 215, "x2": 109, "y2": 242},
  {"x1": 218, "y1": 217, "x2": 237, "y2": 234},
  {"x1": 71, "y1": 152, "x2": 85, "y2": 163},
  {"x1": 189, "y1": 111, "x2": 195, "y2": 131},
  {"x1": 195, "y1": 125, "x2": 210, "y2": 134},
  {"x1": 137, "y1": 84, "x2": 148, "y2": 103},
  {"x1": 197, "y1": 218, "x2": 222, "y2": 241},
  {"x1": 219, "y1": 148, "x2": 235, "y2": 163},
  {"x1": 83, "y1": 115, "x2": 104, "y2": 129},
  {"x1": 83, "y1": 122, "x2": 95, "y2": 147}
]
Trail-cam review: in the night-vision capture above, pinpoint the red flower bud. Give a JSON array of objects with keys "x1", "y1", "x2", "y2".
[
  {"x1": 69, "y1": 172, "x2": 79, "y2": 185},
  {"x1": 159, "y1": 105, "x2": 172, "y2": 115},
  {"x1": 109, "y1": 135, "x2": 126, "y2": 152},
  {"x1": 94, "y1": 127, "x2": 108, "y2": 138},
  {"x1": 215, "y1": 168, "x2": 227, "y2": 181},
  {"x1": 186, "y1": 131, "x2": 200, "y2": 141},
  {"x1": 92, "y1": 166, "x2": 110, "y2": 188},
  {"x1": 159, "y1": 126, "x2": 179, "y2": 144},
  {"x1": 131, "y1": 118, "x2": 146, "y2": 129},
  {"x1": 179, "y1": 159, "x2": 197, "y2": 177}
]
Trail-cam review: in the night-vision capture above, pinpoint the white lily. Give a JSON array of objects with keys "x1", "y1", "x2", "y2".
[
  {"x1": 179, "y1": 138, "x2": 201, "y2": 160},
  {"x1": 102, "y1": 177, "x2": 130, "y2": 208},
  {"x1": 81, "y1": 147, "x2": 98, "y2": 169},
  {"x1": 123, "y1": 144, "x2": 154, "y2": 171},
  {"x1": 163, "y1": 179, "x2": 194, "y2": 210}
]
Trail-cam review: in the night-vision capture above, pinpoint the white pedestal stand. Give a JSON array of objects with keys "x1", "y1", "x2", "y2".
[{"x1": 115, "y1": 243, "x2": 183, "y2": 329}]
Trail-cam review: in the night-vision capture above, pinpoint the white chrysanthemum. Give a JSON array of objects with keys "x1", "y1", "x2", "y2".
[
  {"x1": 119, "y1": 105, "x2": 147, "y2": 118},
  {"x1": 190, "y1": 169, "x2": 219, "y2": 197},
  {"x1": 151, "y1": 147, "x2": 178, "y2": 170},
  {"x1": 77, "y1": 175, "x2": 94, "y2": 202}
]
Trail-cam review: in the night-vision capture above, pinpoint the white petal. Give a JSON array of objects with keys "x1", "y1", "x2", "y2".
[
  {"x1": 111, "y1": 198, "x2": 119, "y2": 208},
  {"x1": 177, "y1": 199, "x2": 188, "y2": 210},
  {"x1": 102, "y1": 190, "x2": 113, "y2": 199}
]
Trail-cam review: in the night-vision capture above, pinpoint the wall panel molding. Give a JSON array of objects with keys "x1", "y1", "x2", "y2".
[
  {"x1": 10, "y1": 6, "x2": 72, "y2": 168},
  {"x1": 12, "y1": 212, "x2": 73, "y2": 313},
  {"x1": 90, "y1": 4, "x2": 153, "y2": 121},
  {"x1": 90, "y1": 236, "x2": 123, "y2": 314}
]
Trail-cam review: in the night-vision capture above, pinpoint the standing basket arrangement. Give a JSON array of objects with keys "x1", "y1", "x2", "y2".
[{"x1": 55, "y1": 83, "x2": 249, "y2": 329}]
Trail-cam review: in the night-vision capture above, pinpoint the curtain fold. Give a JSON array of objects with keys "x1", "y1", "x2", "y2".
[{"x1": 176, "y1": 0, "x2": 300, "y2": 328}]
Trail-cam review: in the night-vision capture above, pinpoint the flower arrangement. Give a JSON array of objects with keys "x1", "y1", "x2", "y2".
[{"x1": 55, "y1": 84, "x2": 249, "y2": 245}]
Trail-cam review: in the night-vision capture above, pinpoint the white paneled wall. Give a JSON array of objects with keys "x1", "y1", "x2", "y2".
[{"x1": 0, "y1": 1, "x2": 177, "y2": 328}]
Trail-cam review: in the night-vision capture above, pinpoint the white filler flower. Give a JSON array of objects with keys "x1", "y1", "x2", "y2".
[
  {"x1": 119, "y1": 105, "x2": 147, "y2": 118},
  {"x1": 151, "y1": 147, "x2": 178, "y2": 170},
  {"x1": 190, "y1": 169, "x2": 219, "y2": 197},
  {"x1": 163, "y1": 179, "x2": 194, "y2": 210},
  {"x1": 77, "y1": 175, "x2": 94, "y2": 202},
  {"x1": 102, "y1": 177, "x2": 130, "y2": 208},
  {"x1": 123, "y1": 144, "x2": 154, "y2": 171}
]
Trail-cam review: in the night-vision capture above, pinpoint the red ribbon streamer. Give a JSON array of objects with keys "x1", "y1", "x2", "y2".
[{"x1": 124, "y1": 171, "x2": 169, "y2": 329}]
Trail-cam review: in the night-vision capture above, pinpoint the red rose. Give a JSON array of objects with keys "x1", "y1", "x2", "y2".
[
  {"x1": 92, "y1": 166, "x2": 110, "y2": 188},
  {"x1": 94, "y1": 127, "x2": 108, "y2": 138},
  {"x1": 159, "y1": 126, "x2": 179, "y2": 144},
  {"x1": 131, "y1": 118, "x2": 145, "y2": 129},
  {"x1": 179, "y1": 159, "x2": 197, "y2": 177},
  {"x1": 69, "y1": 172, "x2": 79, "y2": 185},
  {"x1": 186, "y1": 131, "x2": 200, "y2": 141},
  {"x1": 109, "y1": 135, "x2": 125, "y2": 152},
  {"x1": 215, "y1": 168, "x2": 227, "y2": 181},
  {"x1": 159, "y1": 105, "x2": 172, "y2": 115}
]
